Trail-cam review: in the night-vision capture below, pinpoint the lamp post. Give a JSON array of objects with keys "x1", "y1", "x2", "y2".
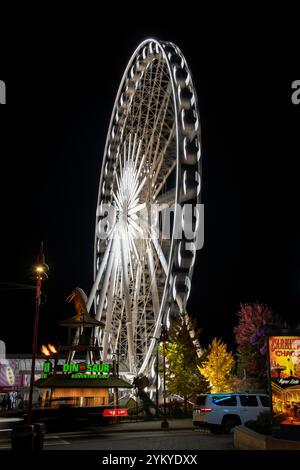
[
  {"x1": 27, "y1": 243, "x2": 49, "y2": 424},
  {"x1": 111, "y1": 350, "x2": 122, "y2": 419},
  {"x1": 155, "y1": 340, "x2": 159, "y2": 417},
  {"x1": 161, "y1": 324, "x2": 169, "y2": 430},
  {"x1": 149, "y1": 336, "x2": 160, "y2": 418}
]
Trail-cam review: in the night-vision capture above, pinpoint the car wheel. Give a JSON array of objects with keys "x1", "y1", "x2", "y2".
[{"x1": 223, "y1": 418, "x2": 237, "y2": 434}]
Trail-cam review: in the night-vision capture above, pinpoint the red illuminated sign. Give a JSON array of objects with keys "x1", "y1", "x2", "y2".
[{"x1": 268, "y1": 334, "x2": 300, "y2": 426}]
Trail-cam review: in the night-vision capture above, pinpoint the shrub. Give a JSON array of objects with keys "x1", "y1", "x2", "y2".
[{"x1": 245, "y1": 410, "x2": 272, "y2": 435}]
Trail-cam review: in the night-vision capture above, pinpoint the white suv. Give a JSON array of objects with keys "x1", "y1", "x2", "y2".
[{"x1": 193, "y1": 393, "x2": 270, "y2": 433}]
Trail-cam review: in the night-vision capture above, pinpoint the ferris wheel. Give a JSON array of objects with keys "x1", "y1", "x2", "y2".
[{"x1": 87, "y1": 39, "x2": 202, "y2": 379}]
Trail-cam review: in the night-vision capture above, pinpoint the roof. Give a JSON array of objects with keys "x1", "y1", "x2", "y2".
[
  {"x1": 34, "y1": 374, "x2": 133, "y2": 389},
  {"x1": 59, "y1": 312, "x2": 104, "y2": 328}
]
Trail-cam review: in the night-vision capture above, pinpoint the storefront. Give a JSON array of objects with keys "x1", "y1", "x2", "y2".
[
  {"x1": 268, "y1": 333, "x2": 300, "y2": 426},
  {"x1": 0, "y1": 357, "x2": 43, "y2": 409},
  {"x1": 34, "y1": 361, "x2": 132, "y2": 409}
]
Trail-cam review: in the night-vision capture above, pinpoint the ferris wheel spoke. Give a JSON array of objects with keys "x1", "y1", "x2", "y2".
[
  {"x1": 112, "y1": 191, "x2": 122, "y2": 211},
  {"x1": 133, "y1": 139, "x2": 143, "y2": 171},
  {"x1": 148, "y1": 84, "x2": 173, "y2": 171},
  {"x1": 131, "y1": 175, "x2": 147, "y2": 202},
  {"x1": 87, "y1": 237, "x2": 113, "y2": 312},
  {"x1": 141, "y1": 79, "x2": 171, "y2": 170},
  {"x1": 127, "y1": 134, "x2": 132, "y2": 164},
  {"x1": 153, "y1": 160, "x2": 177, "y2": 200},
  {"x1": 132, "y1": 261, "x2": 142, "y2": 334},
  {"x1": 155, "y1": 187, "x2": 176, "y2": 206},
  {"x1": 120, "y1": 237, "x2": 134, "y2": 373},
  {"x1": 113, "y1": 311, "x2": 123, "y2": 354},
  {"x1": 128, "y1": 202, "x2": 146, "y2": 216},
  {"x1": 150, "y1": 234, "x2": 169, "y2": 276},
  {"x1": 95, "y1": 238, "x2": 116, "y2": 326},
  {"x1": 151, "y1": 120, "x2": 176, "y2": 190},
  {"x1": 147, "y1": 243, "x2": 160, "y2": 321},
  {"x1": 130, "y1": 133, "x2": 138, "y2": 163},
  {"x1": 135, "y1": 152, "x2": 147, "y2": 182},
  {"x1": 102, "y1": 257, "x2": 118, "y2": 361},
  {"x1": 139, "y1": 57, "x2": 163, "y2": 147}
]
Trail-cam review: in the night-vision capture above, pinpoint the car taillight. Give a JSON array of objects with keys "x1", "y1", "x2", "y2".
[
  {"x1": 103, "y1": 408, "x2": 129, "y2": 417},
  {"x1": 200, "y1": 407, "x2": 212, "y2": 412}
]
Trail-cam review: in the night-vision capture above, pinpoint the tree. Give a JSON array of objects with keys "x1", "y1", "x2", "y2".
[
  {"x1": 234, "y1": 303, "x2": 273, "y2": 349},
  {"x1": 198, "y1": 338, "x2": 235, "y2": 393},
  {"x1": 234, "y1": 302, "x2": 274, "y2": 390},
  {"x1": 162, "y1": 315, "x2": 209, "y2": 414}
]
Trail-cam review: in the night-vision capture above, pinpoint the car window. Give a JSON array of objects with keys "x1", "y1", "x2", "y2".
[
  {"x1": 195, "y1": 395, "x2": 207, "y2": 406},
  {"x1": 212, "y1": 395, "x2": 237, "y2": 406},
  {"x1": 259, "y1": 396, "x2": 270, "y2": 407},
  {"x1": 240, "y1": 395, "x2": 258, "y2": 407}
]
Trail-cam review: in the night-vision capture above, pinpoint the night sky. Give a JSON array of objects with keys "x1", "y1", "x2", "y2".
[{"x1": 1, "y1": 13, "x2": 300, "y2": 354}]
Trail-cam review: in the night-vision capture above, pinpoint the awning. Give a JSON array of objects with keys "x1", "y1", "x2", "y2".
[{"x1": 34, "y1": 374, "x2": 133, "y2": 389}]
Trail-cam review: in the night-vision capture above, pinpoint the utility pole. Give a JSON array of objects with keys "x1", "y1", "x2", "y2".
[
  {"x1": 155, "y1": 340, "x2": 159, "y2": 417},
  {"x1": 161, "y1": 324, "x2": 169, "y2": 430},
  {"x1": 27, "y1": 243, "x2": 49, "y2": 424},
  {"x1": 149, "y1": 335, "x2": 160, "y2": 418}
]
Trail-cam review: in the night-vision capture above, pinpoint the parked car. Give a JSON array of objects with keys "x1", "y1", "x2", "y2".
[{"x1": 193, "y1": 392, "x2": 270, "y2": 433}]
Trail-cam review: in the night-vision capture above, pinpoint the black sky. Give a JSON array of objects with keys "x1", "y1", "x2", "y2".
[{"x1": 1, "y1": 13, "x2": 300, "y2": 353}]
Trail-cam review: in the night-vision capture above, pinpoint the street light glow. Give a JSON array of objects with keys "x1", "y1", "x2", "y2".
[
  {"x1": 41, "y1": 344, "x2": 50, "y2": 356},
  {"x1": 48, "y1": 343, "x2": 57, "y2": 354},
  {"x1": 35, "y1": 265, "x2": 44, "y2": 273}
]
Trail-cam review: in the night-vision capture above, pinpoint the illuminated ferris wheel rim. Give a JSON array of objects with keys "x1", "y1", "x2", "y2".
[{"x1": 89, "y1": 38, "x2": 202, "y2": 378}]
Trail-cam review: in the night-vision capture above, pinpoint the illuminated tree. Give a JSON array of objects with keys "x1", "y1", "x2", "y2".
[
  {"x1": 234, "y1": 303, "x2": 273, "y2": 349},
  {"x1": 198, "y1": 338, "x2": 235, "y2": 393},
  {"x1": 163, "y1": 315, "x2": 209, "y2": 413},
  {"x1": 234, "y1": 302, "x2": 274, "y2": 390}
]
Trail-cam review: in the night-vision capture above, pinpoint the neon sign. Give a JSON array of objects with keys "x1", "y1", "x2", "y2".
[
  {"x1": 42, "y1": 361, "x2": 112, "y2": 379},
  {"x1": 268, "y1": 334, "x2": 300, "y2": 426}
]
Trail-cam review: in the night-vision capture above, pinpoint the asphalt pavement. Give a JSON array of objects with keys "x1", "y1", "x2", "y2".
[{"x1": 0, "y1": 418, "x2": 234, "y2": 450}]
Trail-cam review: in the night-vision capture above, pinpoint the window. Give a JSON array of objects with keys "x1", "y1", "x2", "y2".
[
  {"x1": 196, "y1": 395, "x2": 207, "y2": 406},
  {"x1": 240, "y1": 395, "x2": 258, "y2": 407},
  {"x1": 259, "y1": 396, "x2": 270, "y2": 407},
  {"x1": 212, "y1": 395, "x2": 237, "y2": 406}
]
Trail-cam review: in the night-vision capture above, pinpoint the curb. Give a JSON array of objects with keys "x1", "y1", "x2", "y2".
[
  {"x1": 46, "y1": 426, "x2": 194, "y2": 439},
  {"x1": 0, "y1": 426, "x2": 195, "y2": 444}
]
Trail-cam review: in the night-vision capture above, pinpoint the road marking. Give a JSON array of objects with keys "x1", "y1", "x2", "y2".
[{"x1": 45, "y1": 438, "x2": 70, "y2": 447}]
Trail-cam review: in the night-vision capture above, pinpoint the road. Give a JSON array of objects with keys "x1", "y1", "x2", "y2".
[
  {"x1": 0, "y1": 418, "x2": 234, "y2": 450},
  {"x1": 44, "y1": 429, "x2": 234, "y2": 450}
]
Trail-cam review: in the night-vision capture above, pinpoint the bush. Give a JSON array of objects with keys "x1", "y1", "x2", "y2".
[{"x1": 245, "y1": 410, "x2": 272, "y2": 435}]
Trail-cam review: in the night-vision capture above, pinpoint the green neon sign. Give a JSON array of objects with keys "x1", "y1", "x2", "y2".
[
  {"x1": 43, "y1": 361, "x2": 52, "y2": 373},
  {"x1": 62, "y1": 363, "x2": 110, "y2": 374},
  {"x1": 42, "y1": 361, "x2": 111, "y2": 379},
  {"x1": 70, "y1": 373, "x2": 109, "y2": 379}
]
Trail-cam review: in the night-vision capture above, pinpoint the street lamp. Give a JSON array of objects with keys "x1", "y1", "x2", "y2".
[
  {"x1": 161, "y1": 324, "x2": 169, "y2": 430},
  {"x1": 149, "y1": 336, "x2": 160, "y2": 418},
  {"x1": 111, "y1": 350, "x2": 122, "y2": 414},
  {"x1": 27, "y1": 243, "x2": 49, "y2": 424},
  {"x1": 41, "y1": 343, "x2": 59, "y2": 374}
]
